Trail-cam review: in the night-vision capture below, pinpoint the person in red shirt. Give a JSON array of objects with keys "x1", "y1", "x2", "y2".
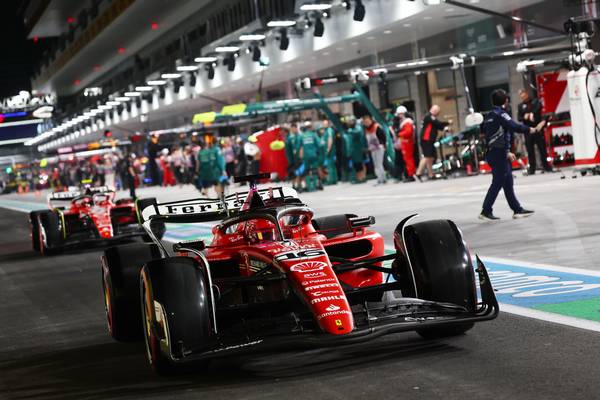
[
  {"x1": 415, "y1": 105, "x2": 452, "y2": 180},
  {"x1": 160, "y1": 148, "x2": 176, "y2": 186},
  {"x1": 395, "y1": 106, "x2": 416, "y2": 181}
]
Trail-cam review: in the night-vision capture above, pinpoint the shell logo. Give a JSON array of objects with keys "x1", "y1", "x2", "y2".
[{"x1": 290, "y1": 261, "x2": 327, "y2": 273}]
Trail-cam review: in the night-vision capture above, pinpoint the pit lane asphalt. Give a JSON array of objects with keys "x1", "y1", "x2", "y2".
[{"x1": 0, "y1": 207, "x2": 599, "y2": 400}]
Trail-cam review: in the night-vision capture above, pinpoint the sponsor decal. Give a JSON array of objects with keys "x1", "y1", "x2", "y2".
[
  {"x1": 50, "y1": 191, "x2": 81, "y2": 200},
  {"x1": 301, "y1": 278, "x2": 336, "y2": 286},
  {"x1": 317, "y1": 310, "x2": 351, "y2": 320},
  {"x1": 228, "y1": 234, "x2": 244, "y2": 242},
  {"x1": 325, "y1": 304, "x2": 341, "y2": 312},
  {"x1": 303, "y1": 271, "x2": 327, "y2": 278},
  {"x1": 311, "y1": 295, "x2": 345, "y2": 304},
  {"x1": 290, "y1": 261, "x2": 327, "y2": 273},
  {"x1": 304, "y1": 282, "x2": 339, "y2": 291},
  {"x1": 312, "y1": 290, "x2": 340, "y2": 297},
  {"x1": 158, "y1": 199, "x2": 244, "y2": 215},
  {"x1": 275, "y1": 249, "x2": 326, "y2": 261},
  {"x1": 156, "y1": 188, "x2": 298, "y2": 217}
]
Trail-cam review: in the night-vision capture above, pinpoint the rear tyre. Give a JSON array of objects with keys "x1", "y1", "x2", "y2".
[
  {"x1": 141, "y1": 257, "x2": 213, "y2": 375},
  {"x1": 311, "y1": 214, "x2": 355, "y2": 238},
  {"x1": 37, "y1": 210, "x2": 63, "y2": 255},
  {"x1": 394, "y1": 219, "x2": 476, "y2": 339},
  {"x1": 136, "y1": 198, "x2": 166, "y2": 241},
  {"x1": 102, "y1": 243, "x2": 161, "y2": 341}
]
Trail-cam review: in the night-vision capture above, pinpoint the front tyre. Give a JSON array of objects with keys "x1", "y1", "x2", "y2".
[
  {"x1": 394, "y1": 219, "x2": 476, "y2": 339},
  {"x1": 37, "y1": 210, "x2": 63, "y2": 255},
  {"x1": 140, "y1": 257, "x2": 213, "y2": 375}
]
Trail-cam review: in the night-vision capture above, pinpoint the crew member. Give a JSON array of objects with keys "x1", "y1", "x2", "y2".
[
  {"x1": 322, "y1": 118, "x2": 338, "y2": 185},
  {"x1": 299, "y1": 121, "x2": 322, "y2": 191},
  {"x1": 285, "y1": 122, "x2": 302, "y2": 190},
  {"x1": 363, "y1": 114, "x2": 388, "y2": 185},
  {"x1": 124, "y1": 153, "x2": 137, "y2": 199},
  {"x1": 395, "y1": 106, "x2": 416, "y2": 181},
  {"x1": 415, "y1": 105, "x2": 452, "y2": 180},
  {"x1": 480, "y1": 89, "x2": 541, "y2": 221},
  {"x1": 348, "y1": 116, "x2": 367, "y2": 183},
  {"x1": 196, "y1": 136, "x2": 225, "y2": 197},
  {"x1": 518, "y1": 89, "x2": 551, "y2": 174}
]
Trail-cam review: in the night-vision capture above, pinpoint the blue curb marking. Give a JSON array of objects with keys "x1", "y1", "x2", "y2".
[{"x1": 483, "y1": 261, "x2": 600, "y2": 308}]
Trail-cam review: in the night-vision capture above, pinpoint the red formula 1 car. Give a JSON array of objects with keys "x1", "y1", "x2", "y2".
[
  {"x1": 101, "y1": 174, "x2": 498, "y2": 375},
  {"x1": 29, "y1": 186, "x2": 164, "y2": 255}
]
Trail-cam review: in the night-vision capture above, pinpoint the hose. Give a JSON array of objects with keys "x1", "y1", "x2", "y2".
[{"x1": 584, "y1": 68, "x2": 600, "y2": 147}]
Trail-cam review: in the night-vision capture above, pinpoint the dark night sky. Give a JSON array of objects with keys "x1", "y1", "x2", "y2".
[{"x1": 0, "y1": 2, "x2": 34, "y2": 99}]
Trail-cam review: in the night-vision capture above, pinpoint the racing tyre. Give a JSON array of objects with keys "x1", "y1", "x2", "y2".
[
  {"x1": 102, "y1": 243, "x2": 161, "y2": 341},
  {"x1": 141, "y1": 257, "x2": 213, "y2": 375},
  {"x1": 136, "y1": 198, "x2": 166, "y2": 241},
  {"x1": 37, "y1": 210, "x2": 63, "y2": 255},
  {"x1": 394, "y1": 219, "x2": 476, "y2": 339},
  {"x1": 311, "y1": 214, "x2": 355, "y2": 238},
  {"x1": 29, "y1": 211, "x2": 42, "y2": 252}
]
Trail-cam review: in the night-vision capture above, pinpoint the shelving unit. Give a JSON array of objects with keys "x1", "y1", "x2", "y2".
[{"x1": 547, "y1": 121, "x2": 575, "y2": 166}]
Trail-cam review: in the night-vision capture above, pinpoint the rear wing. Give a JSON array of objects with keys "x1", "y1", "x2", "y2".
[
  {"x1": 47, "y1": 186, "x2": 113, "y2": 207},
  {"x1": 140, "y1": 186, "x2": 300, "y2": 224}
]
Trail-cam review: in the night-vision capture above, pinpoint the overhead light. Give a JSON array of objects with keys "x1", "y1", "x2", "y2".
[
  {"x1": 279, "y1": 28, "x2": 290, "y2": 50},
  {"x1": 176, "y1": 65, "x2": 199, "y2": 72},
  {"x1": 418, "y1": 60, "x2": 429, "y2": 65},
  {"x1": 314, "y1": 16, "x2": 324, "y2": 37},
  {"x1": 107, "y1": 101, "x2": 121, "y2": 106},
  {"x1": 503, "y1": 51, "x2": 515, "y2": 56},
  {"x1": 194, "y1": 56, "x2": 218, "y2": 62},
  {"x1": 239, "y1": 34, "x2": 266, "y2": 41},
  {"x1": 161, "y1": 73, "x2": 182, "y2": 79},
  {"x1": 354, "y1": 0, "x2": 365, "y2": 21},
  {"x1": 115, "y1": 96, "x2": 132, "y2": 102},
  {"x1": 267, "y1": 20, "x2": 296, "y2": 27},
  {"x1": 135, "y1": 86, "x2": 153, "y2": 91},
  {"x1": 125, "y1": 91, "x2": 142, "y2": 97},
  {"x1": 147, "y1": 79, "x2": 167, "y2": 85},
  {"x1": 99, "y1": 105, "x2": 112, "y2": 110},
  {"x1": 300, "y1": 3, "x2": 332, "y2": 11},
  {"x1": 215, "y1": 46, "x2": 240, "y2": 52}
]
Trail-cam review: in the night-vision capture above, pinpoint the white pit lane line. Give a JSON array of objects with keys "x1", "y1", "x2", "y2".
[{"x1": 1, "y1": 199, "x2": 599, "y2": 333}]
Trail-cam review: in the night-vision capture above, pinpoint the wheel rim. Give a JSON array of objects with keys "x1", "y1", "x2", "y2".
[
  {"x1": 38, "y1": 221, "x2": 46, "y2": 254},
  {"x1": 142, "y1": 282, "x2": 155, "y2": 365},
  {"x1": 103, "y1": 282, "x2": 113, "y2": 335}
]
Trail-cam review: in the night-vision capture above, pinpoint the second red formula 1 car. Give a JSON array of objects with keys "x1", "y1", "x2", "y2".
[
  {"x1": 30, "y1": 186, "x2": 164, "y2": 255},
  {"x1": 101, "y1": 174, "x2": 498, "y2": 375}
]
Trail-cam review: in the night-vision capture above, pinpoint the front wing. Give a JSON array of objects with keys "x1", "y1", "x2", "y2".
[{"x1": 165, "y1": 256, "x2": 498, "y2": 362}]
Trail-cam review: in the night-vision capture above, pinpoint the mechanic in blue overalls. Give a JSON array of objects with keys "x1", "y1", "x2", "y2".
[{"x1": 480, "y1": 89, "x2": 540, "y2": 221}]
